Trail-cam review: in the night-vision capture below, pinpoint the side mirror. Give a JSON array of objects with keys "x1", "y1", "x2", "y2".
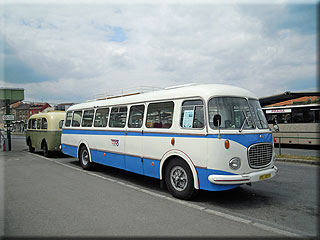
[
  {"x1": 213, "y1": 114, "x2": 221, "y2": 127},
  {"x1": 59, "y1": 120, "x2": 64, "y2": 129},
  {"x1": 273, "y1": 124, "x2": 279, "y2": 132}
]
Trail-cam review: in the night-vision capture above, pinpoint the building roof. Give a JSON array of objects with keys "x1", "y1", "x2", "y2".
[
  {"x1": 29, "y1": 103, "x2": 51, "y2": 110},
  {"x1": 15, "y1": 103, "x2": 31, "y2": 110},
  {"x1": 11, "y1": 101, "x2": 23, "y2": 108},
  {"x1": 57, "y1": 103, "x2": 74, "y2": 106},
  {"x1": 266, "y1": 96, "x2": 320, "y2": 107},
  {"x1": 259, "y1": 91, "x2": 320, "y2": 107}
]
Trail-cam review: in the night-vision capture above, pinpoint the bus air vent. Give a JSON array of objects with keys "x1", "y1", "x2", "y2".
[{"x1": 248, "y1": 143, "x2": 273, "y2": 169}]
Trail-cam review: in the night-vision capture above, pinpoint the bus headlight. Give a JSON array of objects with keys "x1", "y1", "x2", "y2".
[{"x1": 229, "y1": 157, "x2": 241, "y2": 170}]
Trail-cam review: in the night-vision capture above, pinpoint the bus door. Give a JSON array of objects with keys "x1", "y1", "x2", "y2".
[
  {"x1": 125, "y1": 105, "x2": 145, "y2": 175},
  {"x1": 107, "y1": 106, "x2": 128, "y2": 169}
]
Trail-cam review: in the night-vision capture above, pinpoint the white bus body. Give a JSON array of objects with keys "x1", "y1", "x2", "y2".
[{"x1": 61, "y1": 84, "x2": 277, "y2": 199}]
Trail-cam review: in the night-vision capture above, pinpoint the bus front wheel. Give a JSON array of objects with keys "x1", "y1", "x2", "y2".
[
  {"x1": 79, "y1": 145, "x2": 93, "y2": 170},
  {"x1": 165, "y1": 158, "x2": 196, "y2": 200}
]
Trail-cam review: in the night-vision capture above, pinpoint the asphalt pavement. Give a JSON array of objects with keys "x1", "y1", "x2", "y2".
[{"x1": 1, "y1": 136, "x2": 319, "y2": 238}]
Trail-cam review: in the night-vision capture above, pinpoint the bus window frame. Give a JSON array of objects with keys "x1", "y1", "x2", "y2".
[
  {"x1": 145, "y1": 101, "x2": 174, "y2": 129},
  {"x1": 180, "y1": 99, "x2": 205, "y2": 130},
  {"x1": 128, "y1": 104, "x2": 145, "y2": 129},
  {"x1": 41, "y1": 118, "x2": 48, "y2": 129},
  {"x1": 108, "y1": 106, "x2": 128, "y2": 128},
  {"x1": 71, "y1": 110, "x2": 83, "y2": 128},
  {"x1": 81, "y1": 109, "x2": 95, "y2": 128},
  {"x1": 36, "y1": 118, "x2": 41, "y2": 129},
  {"x1": 94, "y1": 107, "x2": 110, "y2": 128},
  {"x1": 65, "y1": 111, "x2": 73, "y2": 127}
]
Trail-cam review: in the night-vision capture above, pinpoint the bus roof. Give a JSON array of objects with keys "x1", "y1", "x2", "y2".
[
  {"x1": 68, "y1": 84, "x2": 257, "y2": 111},
  {"x1": 28, "y1": 111, "x2": 66, "y2": 120}
]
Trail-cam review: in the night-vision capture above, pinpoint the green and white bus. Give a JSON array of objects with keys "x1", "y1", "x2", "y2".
[{"x1": 26, "y1": 111, "x2": 66, "y2": 157}]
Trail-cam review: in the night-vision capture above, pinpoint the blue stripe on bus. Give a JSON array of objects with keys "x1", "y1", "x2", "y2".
[
  {"x1": 127, "y1": 132, "x2": 143, "y2": 136},
  {"x1": 143, "y1": 132, "x2": 205, "y2": 138},
  {"x1": 208, "y1": 133, "x2": 273, "y2": 148},
  {"x1": 196, "y1": 168, "x2": 241, "y2": 191},
  {"x1": 91, "y1": 149, "x2": 126, "y2": 170},
  {"x1": 61, "y1": 145, "x2": 161, "y2": 179},
  {"x1": 61, "y1": 144, "x2": 78, "y2": 158},
  {"x1": 61, "y1": 144, "x2": 239, "y2": 190},
  {"x1": 62, "y1": 128, "x2": 272, "y2": 148},
  {"x1": 62, "y1": 129, "x2": 126, "y2": 136}
]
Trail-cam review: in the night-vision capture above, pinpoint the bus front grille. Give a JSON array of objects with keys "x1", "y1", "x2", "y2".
[{"x1": 248, "y1": 143, "x2": 273, "y2": 168}]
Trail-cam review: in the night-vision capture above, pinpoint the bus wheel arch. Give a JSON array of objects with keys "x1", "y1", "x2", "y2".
[
  {"x1": 78, "y1": 141, "x2": 94, "y2": 170},
  {"x1": 162, "y1": 155, "x2": 198, "y2": 200},
  {"x1": 77, "y1": 140, "x2": 92, "y2": 161},
  {"x1": 160, "y1": 151, "x2": 199, "y2": 190}
]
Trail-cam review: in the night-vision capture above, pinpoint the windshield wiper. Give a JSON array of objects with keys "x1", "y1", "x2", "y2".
[{"x1": 239, "y1": 111, "x2": 254, "y2": 132}]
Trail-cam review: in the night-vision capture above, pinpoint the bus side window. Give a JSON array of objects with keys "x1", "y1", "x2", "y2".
[
  {"x1": 128, "y1": 105, "x2": 145, "y2": 128},
  {"x1": 37, "y1": 119, "x2": 41, "y2": 129},
  {"x1": 28, "y1": 119, "x2": 32, "y2": 129},
  {"x1": 146, "y1": 101, "x2": 174, "y2": 129},
  {"x1": 31, "y1": 119, "x2": 37, "y2": 129},
  {"x1": 72, "y1": 111, "x2": 83, "y2": 127},
  {"x1": 42, "y1": 118, "x2": 47, "y2": 129},
  {"x1": 94, "y1": 108, "x2": 110, "y2": 127},
  {"x1": 65, "y1": 111, "x2": 72, "y2": 127},
  {"x1": 82, "y1": 109, "x2": 94, "y2": 127},
  {"x1": 181, "y1": 100, "x2": 204, "y2": 129},
  {"x1": 109, "y1": 106, "x2": 127, "y2": 128}
]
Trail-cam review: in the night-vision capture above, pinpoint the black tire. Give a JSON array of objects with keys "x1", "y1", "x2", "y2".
[
  {"x1": 79, "y1": 145, "x2": 93, "y2": 170},
  {"x1": 165, "y1": 158, "x2": 196, "y2": 200},
  {"x1": 43, "y1": 141, "x2": 50, "y2": 157},
  {"x1": 28, "y1": 139, "x2": 35, "y2": 153}
]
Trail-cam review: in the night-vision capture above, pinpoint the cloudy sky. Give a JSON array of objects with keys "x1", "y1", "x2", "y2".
[{"x1": 0, "y1": 1, "x2": 317, "y2": 104}]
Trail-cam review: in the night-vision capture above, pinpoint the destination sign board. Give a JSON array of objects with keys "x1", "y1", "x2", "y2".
[{"x1": 265, "y1": 109, "x2": 291, "y2": 114}]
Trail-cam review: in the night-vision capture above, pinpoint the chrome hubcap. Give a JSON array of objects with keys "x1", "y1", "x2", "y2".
[
  {"x1": 170, "y1": 166, "x2": 188, "y2": 191},
  {"x1": 81, "y1": 149, "x2": 89, "y2": 165}
]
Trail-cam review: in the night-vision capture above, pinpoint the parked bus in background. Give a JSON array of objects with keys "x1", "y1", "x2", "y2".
[
  {"x1": 26, "y1": 111, "x2": 66, "y2": 157},
  {"x1": 61, "y1": 84, "x2": 278, "y2": 200},
  {"x1": 262, "y1": 104, "x2": 320, "y2": 146}
]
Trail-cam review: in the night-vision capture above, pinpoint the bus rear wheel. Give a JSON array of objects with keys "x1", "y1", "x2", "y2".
[
  {"x1": 42, "y1": 141, "x2": 50, "y2": 157},
  {"x1": 79, "y1": 145, "x2": 93, "y2": 170},
  {"x1": 165, "y1": 158, "x2": 196, "y2": 200},
  {"x1": 28, "y1": 139, "x2": 35, "y2": 153}
]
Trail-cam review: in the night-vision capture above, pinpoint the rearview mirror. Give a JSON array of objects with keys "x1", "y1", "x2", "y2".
[
  {"x1": 273, "y1": 124, "x2": 279, "y2": 132},
  {"x1": 213, "y1": 114, "x2": 221, "y2": 127}
]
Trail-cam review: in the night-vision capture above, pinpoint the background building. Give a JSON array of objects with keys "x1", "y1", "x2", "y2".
[{"x1": 28, "y1": 103, "x2": 51, "y2": 118}]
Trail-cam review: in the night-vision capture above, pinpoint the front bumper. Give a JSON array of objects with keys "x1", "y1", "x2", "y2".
[{"x1": 208, "y1": 166, "x2": 278, "y2": 185}]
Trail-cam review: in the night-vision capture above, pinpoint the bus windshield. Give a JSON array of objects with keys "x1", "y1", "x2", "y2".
[
  {"x1": 208, "y1": 97, "x2": 255, "y2": 130},
  {"x1": 248, "y1": 99, "x2": 269, "y2": 129}
]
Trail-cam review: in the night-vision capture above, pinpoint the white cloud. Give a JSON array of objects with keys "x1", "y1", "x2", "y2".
[{"x1": 0, "y1": 3, "x2": 317, "y2": 103}]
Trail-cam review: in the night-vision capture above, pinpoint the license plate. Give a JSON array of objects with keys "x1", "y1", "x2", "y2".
[{"x1": 259, "y1": 173, "x2": 271, "y2": 180}]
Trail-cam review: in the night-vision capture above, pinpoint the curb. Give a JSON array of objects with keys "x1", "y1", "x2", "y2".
[{"x1": 276, "y1": 158, "x2": 320, "y2": 165}]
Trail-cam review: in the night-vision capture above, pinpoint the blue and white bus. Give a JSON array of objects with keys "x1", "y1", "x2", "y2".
[{"x1": 61, "y1": 84, "x2": 278, "y2": 200}]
